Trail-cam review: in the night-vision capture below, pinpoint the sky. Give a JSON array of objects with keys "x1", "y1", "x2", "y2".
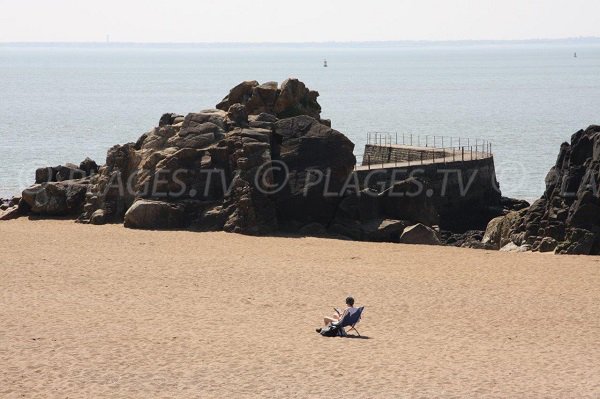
[{"x1": 0, "y1": 0, "x2": 598, "y2": 43}]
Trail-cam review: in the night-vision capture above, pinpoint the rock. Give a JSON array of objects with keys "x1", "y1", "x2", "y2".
[
  {"x1": 499, "y1": 242, "x2": 531, "y2": 252},
  {"x1": 362, "y1": 219, "x2": 407, "y2": 242},
  {"x1": 0, "y1": 206, "x2": 20, "y2": 221},
  {"x1": 124, "y1": 200, "x2": 186, "y2": 229},
  {"x1": 538, "y1": 237, "x2": 558, "y2": 253},
  {"x1": 159, "y1": 113, "x2": 184, "y2": 127},
  {"x1": 555, "y1": 228, "x2": 595, "y2": 255},
  {"x1": 499, "y1": 125, "x2": 600, "y2": 255},
  {"x1": 399, "y1": 223, "x2": 441, "y2": 246},
  {"x1": 500, "y1": 196, "x2": 530, "y2": 212},
  {"x1": 89, "y1": 209, "x2": 106, "y2": 225},
  {"x1": 274, "y1": 78, "x2": 321, "y2": 119},
  {"x1": 35, "y1": 164, "x2": 85, "y2": 183},
  {"x1": 21, "y1": 179, "x2": 89, "y2": 216},
  {"x1": 216, "y1": 78, "x2": 321, "y2": 119},
  {"x1": 226, "y1": 103, "x2": 248, "y2": 127},
  {"x1": 216, "y1": 80, "x2": 259, "y2": 111},
  {"x1": 271, "y1": 115, "x2": 355, "y2": 226},
  {"x1": 79, "y1": 158, "x2": 99, "y2": 176},
  {"x1": 482, "y1": 209, "x2": 527, "y2": 250}
]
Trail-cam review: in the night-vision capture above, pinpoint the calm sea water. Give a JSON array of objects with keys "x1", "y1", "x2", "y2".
[{"x1": 1, "y1": 42, "x2": 600, "y2": 201}]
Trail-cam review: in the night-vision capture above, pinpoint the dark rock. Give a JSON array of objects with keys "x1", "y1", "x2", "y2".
[
  {"x1": 271, "y1": 115, "x2": 355, "y2": 226},
  {"x1": 361, "y1": 219, "x2": 407, "y2": 242},
  {"x1": 79, "y1": 157, "x2": 99, "y2": 176},
  {"x1": 555, "y1": 228, "x2": 595, "y2": 255},
  {"x1": 159, "y1": 113, "x2": 184, "y2": 127},
  {"x1": 399, "y1": 223, "x2": 441, "y2": 246},
  {"x1": 89, "y1": 209, "x2": 106, "y2": 225},
  {"x1": 538, "y1": 237, "x2": 558, "y2": 253},
  {"x1": 35, "y1": 164, "x2": 85, "y2": 184},
  {"x1": 0, "y1": 206, "x2": 20, "y2": 221},
  {"x1": 500, "y1": 125, "x2": 600, "y2": 255},
  {"x1": 22, "y1": 179, "x2": 89, "y2": 216},
  {"x1": 124, "y1": 199, "x2": 186, "y2": 229},
  {"x1": 500, "y1": 196, "x2": 530, "y2": 212}
]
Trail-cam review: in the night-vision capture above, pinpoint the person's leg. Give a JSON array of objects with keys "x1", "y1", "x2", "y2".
[{"x1": 323, "y1": 315, "x2": 338, "y2": 326}]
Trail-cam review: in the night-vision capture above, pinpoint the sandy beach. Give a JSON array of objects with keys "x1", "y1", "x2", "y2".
[{"x1": 1, "y1": 219, "x2": 599, "y2": 398}]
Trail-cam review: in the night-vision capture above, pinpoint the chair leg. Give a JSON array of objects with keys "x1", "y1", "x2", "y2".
[{"x1": 349, "y1": 326, "x2": 360, "y2": 337}]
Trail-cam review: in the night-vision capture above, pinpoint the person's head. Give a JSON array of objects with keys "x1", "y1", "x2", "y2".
[{"x1": 345, "y1": 296, "x2": 355, "y2": 307}]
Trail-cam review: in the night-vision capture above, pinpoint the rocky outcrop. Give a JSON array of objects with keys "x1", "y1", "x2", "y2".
[
  {"x1": 67, "y1": 79, "x2": 357, "y2": 235},
  {"x1": 485, "y1": 125, "x2": 600, "y2": 255}
]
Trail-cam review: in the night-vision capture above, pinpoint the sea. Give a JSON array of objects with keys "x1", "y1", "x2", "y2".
[{"x1": 2, "y1": 41, "x2": 600, "y2": 202}]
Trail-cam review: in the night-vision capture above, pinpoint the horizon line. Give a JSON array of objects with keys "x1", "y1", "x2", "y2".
[{"x1": 2, "y1": 36, "x2": 600, "y2": 46}]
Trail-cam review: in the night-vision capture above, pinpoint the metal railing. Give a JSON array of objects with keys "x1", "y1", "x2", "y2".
[
  {"x1": 366, "y1": 132, "x2": 492, "y2": 155},
  {"x1": 356, "y1": 132, "x2": 494, "y2": 170}
]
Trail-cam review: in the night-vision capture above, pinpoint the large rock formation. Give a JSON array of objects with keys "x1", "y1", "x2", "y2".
[
  {"x1": 484, "y1": 125, "x2": 600, "y2": 255},
  {"x1": 66, "y1": 79, "x2": 356, "y2": 235}
]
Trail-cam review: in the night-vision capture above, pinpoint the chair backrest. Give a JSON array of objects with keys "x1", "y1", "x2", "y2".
[{"x1": 338, "y1": 306, "x2": 364, "y2": 328}]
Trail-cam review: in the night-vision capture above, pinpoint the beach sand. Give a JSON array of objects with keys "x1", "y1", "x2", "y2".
[{"x1": 1, "y1": 219, "x2": 599, "y2": 398}]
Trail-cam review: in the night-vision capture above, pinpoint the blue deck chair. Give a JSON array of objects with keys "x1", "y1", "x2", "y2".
[{"x1": 334, "y1": 306, "x2": 365, "y2": 337}]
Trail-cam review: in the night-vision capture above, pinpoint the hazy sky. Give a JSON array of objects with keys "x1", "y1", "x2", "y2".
[{"x1": 0, "y1": 0, "x2": 598, "y2": 42}]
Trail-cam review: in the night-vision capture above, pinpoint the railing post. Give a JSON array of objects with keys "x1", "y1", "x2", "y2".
[
  {"x1": 470, "y1": 146, "x2": 473, "y2": 160},
  {"x1": 420, "y1": 151, "x2": 423, "y2": 165},
  {"x1": 432, "y1": 149, "x2": 435, "y2": 162},
  {"x1": 453, "y1": 147, "x2": 455, "y2": 162},
  {"x1": 368, "y1": 155, "x2": 371, "y2": 170},
  {"x1": 461, "y1": 147, "x2": 464, "y2": 162},
  {"x1": 426, "y1": 135, "x2": 428, "y2": 147}
]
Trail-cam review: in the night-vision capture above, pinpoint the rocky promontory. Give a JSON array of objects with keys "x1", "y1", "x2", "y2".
[{"x1": 484, "y1": 125, "x2": 600, "y2": 255}]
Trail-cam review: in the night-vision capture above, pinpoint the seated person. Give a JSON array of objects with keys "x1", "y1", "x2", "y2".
[{"x1": 317, "y1": 296, "x2": 356, "y2": 332}]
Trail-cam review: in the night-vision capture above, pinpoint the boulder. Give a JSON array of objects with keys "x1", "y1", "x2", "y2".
[
  {"x1": 538, "y1": 237, "x2": 558, "y2": 253},
  {"x1": 362, "y1": 219, "x2": 407, "y2": 242},
  {"x1": 79, "y1": 158, "x2": 99, "y2": 176},
  {"x1": 21, "y1": 179, "x2": 89, "y2": 216},
  {"x1": 216, "y1": 78, "x2": 321, "y2": 120},
  {"x1": 399, "y1": 223, "x2": 441, "y2": 246},
  {"x1": 124, "y1": 199, "x2": 185, "y2": 229},
  {"x1": 0, "y1": 206, "x2": 20, "y2": 221},
  {"x1": 499, "y1": 242, "x2": 531, "y2": 252}
]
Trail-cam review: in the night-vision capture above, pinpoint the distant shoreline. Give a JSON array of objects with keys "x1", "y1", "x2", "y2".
[{"x1": 2, "y1": 37, "x2": 600, "y2": 48}]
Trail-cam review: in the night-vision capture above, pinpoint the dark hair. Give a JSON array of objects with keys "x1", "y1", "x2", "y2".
[{"x1": 345, "y1": 296, "x2": 354, "y2": 306}]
